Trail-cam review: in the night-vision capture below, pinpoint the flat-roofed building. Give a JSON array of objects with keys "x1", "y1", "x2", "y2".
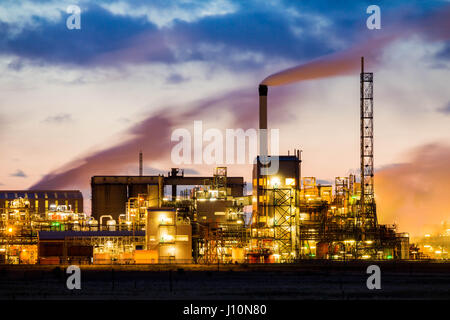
[{"x1": 0, "y1": 190, "x2": 83, "y2": 214}]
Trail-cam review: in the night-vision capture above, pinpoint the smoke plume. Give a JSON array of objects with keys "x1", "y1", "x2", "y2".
[
  {"x1": 30, "y1": 4, "x2": 450, "y2": 220},
  {"x1": 261, "y1": 5, "x2": 450, "y2": 86},
  {"x1": 376, "y1": 143, "x2": 450, "y2": 238},
  {"x1": 261, "y1": 36, "x2": 394, "y2": 86},
  {"x1": 30, "y1": 87, "x2": 292, "y2": 191},
  {"x1": 30, "y1": 113, "x2": 173, "y2": 189}
]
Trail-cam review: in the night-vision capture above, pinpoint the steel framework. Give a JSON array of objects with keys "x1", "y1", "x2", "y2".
[
  {"x1": 268, "y1": 188, "x2": 294, "y2": 259},
  {"x1": 213, "y1": 167, "x2": 227, "y2": 199},
  {"x1": 360, "y1": 57, "x2": 377, "y2": 229}
]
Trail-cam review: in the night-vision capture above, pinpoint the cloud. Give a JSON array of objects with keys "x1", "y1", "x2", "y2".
[
  {"x1": 376, "y1": 143, "x2": 450, "y2": 237},
  {"x1": 100, "y1": 0, "x2": 237, "y2": 28},
  {"x1": 7, "y1": 58, "x2": 24, "y2": 71},
  {"x1": 261, "y1": 4, "x2": 450, "y2": 86},
  {"x1": 0, "y1": 4, "x2": 173, "y2": 66},
  {"x1": 166, "y1": 73, "x2": 189, "y2": 84},
  {"x1": 0, "y1": 0, "x2": 67, "y2": 34},
  {"x1": 117, "y1": 117, "x2": 131, "y2": 123},
  {"x1": 438, "y1": 101, "x2": 450, "y2": 115},
  {"x1": 2, "y1": 1, "x2": 447, "y2": 70},
  {"x1": 42, "y1": 113, "x2": 73, "y2": 123},
  {"x1": 10, "y1": 169, "x2": 27, "y2": 177}
]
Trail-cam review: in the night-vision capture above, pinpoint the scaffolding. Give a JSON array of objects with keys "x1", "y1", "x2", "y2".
[
  {"x1": 192, "y1": 167, "x2": 248, "y2": 264},
  {"x1": 269, "y1": 188, "x2": 294, "y2": 261}
]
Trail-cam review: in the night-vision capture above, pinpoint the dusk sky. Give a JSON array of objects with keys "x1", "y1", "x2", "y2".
[{"x1": 0, "y1": 0, "x2": 449, "y2": 236}]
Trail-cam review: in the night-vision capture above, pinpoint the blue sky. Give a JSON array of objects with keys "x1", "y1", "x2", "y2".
[{"x1": 1, "y1": 0, "x2": 447, "y2": 68}]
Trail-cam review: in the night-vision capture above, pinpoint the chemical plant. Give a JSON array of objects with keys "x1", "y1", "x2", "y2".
[{"x1": 0, "y1": 58, "x2": 413, "y2": 265}]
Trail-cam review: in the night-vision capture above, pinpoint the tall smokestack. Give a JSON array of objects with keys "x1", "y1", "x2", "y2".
[
  {"x1": 259, "y1": 84, "x2": 268, "y2": 130},
  {"x1": 259, "y1": 85, "x2": 268, "y2": 158}
]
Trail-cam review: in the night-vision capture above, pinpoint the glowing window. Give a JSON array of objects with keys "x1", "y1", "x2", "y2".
[
  {"x1": 285, "y1": 178, "x2": 295, "y2": 186},
  {"x1": 176, "y1": 235, "x2": 188, "y2": 241}
]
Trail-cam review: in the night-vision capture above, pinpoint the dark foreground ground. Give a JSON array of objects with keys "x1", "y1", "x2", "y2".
[{"x1": 0, "y1": 261, "x2": 449, "y2": 300}]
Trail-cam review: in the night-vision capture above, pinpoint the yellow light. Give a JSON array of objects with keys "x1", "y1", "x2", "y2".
[
  {"x1": 285, "y1": 178, "x2": 295, "y2": 186},
  {"x1": 237, "y1": 220, "x2": 242, "y2": 224},
  {"x1": 7, "y1": 227, "x2": 13, "y2": 233},
  {"x1": 362, "y1": 255, "x2": 371, "y2": 259},
  {"x1": 161, "y1": 234, "x2": 174, "y2": 242},
  {"x1": 159, "y1": 215, "x2": 172, "y2": 225},
  {"x1": 424, "y1": 234, "x2": 431, "y2": 238},
  {"x1": 270, "y1": 177, "x2": 281, "y2": 187}
]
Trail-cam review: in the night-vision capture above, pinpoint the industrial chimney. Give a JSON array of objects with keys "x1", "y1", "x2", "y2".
[
  {"x1": 259, "y1": 84, "x2": 268, "y2": 130},
  {"x1": 259, "y1": 84, "x2": 268, "y2": 157}
]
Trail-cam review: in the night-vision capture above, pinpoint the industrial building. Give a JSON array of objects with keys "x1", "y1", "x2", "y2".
[
  {"x1": 0, "y1": 191, "x2": 86, "y2": 264},
  {"x1": 91, "y1": 168, "x2": 245, "y2": 221},
  {"x1": 38, "y1": 230, "x2": 145, "y2": 265},
  {"x1": 0, "y1": 58, "x2": 414, "y2": 264},
  {"x1": 0, "y1": 190, "x2": 83, "y2": 216}
]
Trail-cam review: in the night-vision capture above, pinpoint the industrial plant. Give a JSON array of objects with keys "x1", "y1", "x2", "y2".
[{"x1": 0, "y1": 58, "x2": 414, "y2": 265}]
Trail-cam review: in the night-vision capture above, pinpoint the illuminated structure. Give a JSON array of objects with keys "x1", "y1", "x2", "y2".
[
  {"x1": 146, "y1": 208, "x2": 192, "y2": 263},
  {"x1": 0, "y1": 190, "x2": 83, "y2": 216},
  {"x1": 0, "y1": 58, "x2": 413, "y2": 265},
  {"x1": 0, "y1": 193, "x2": 86, "y2": 264},
  {"x1": 250, "y1": 154, "x2": 301, "y2": 262},
  {"x1": 248, "y1": 58, "x2": 408, "y2": 262},
  {"x1": 415, "y1": 223, "x2": 450, "y2": 260},
  {"x1": 360, "y1": 57, "x2": 377, "y2": 229}
]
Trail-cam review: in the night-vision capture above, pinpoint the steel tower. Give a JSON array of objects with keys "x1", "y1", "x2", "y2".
[{"x1": 360, "y1": 57, "x2": 377, "y2": 228}]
